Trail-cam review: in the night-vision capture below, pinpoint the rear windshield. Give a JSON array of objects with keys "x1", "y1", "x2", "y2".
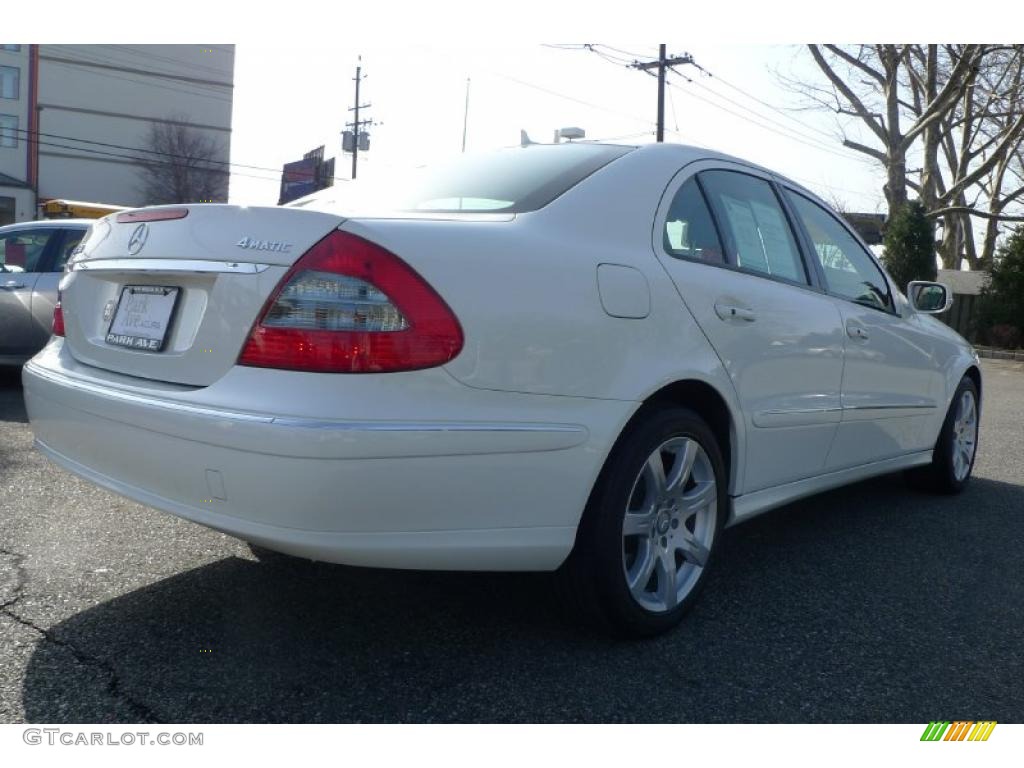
[{"x1": 290, "y1": 143, "x2": 633, "y2": 215}]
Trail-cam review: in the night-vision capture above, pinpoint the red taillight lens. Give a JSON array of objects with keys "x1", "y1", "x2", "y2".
[
  {"x1": 238, "y1": 230, "x2": 463, "y2": 373},
  {"x1": 52, "y1": 300, "x2": 65, "y2": 337}
]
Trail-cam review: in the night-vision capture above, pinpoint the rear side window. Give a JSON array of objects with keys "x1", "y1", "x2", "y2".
[
  {"x1": 662, "y1": 178, "x2": 725, "y2": 264},
  {"x1": 54, "y1": 228, "x2": 87, "y2": 271},
  {"x1": 786, "y1": 192, "x2": 893, "y2": 312},
  {"x1": 700, "y1": 170, "x2": 808, "y2": 285}
]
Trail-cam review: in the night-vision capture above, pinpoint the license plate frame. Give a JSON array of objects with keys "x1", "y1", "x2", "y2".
[{"x1": 104, "y1": 285, "x2": 181, "y2": 353}]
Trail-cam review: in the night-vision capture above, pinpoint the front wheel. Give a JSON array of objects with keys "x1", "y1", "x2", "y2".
[
  {"x1": 907, "y1": 375, "x2": 979, "y2": 494},
  {"x1": 558, "y1": 405, "x2": 726, "y2": 638}
]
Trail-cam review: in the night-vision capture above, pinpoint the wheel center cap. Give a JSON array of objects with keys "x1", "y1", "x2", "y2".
[{"x1": 656, "y1": 513, "x2": 671, "y2": 535}]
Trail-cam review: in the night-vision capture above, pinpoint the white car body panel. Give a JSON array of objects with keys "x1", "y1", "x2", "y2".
[
  {"x1": 22, "y1": 144, "x2": 981, "y2": 571},
  {"x1": 62, "y1": 206, "x2": 344, "y2": 386},
  {"x1": 652, "y1": 159, "x2": 847, "y2": 494}
]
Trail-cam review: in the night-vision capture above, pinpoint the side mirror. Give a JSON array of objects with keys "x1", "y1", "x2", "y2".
[{"x1": 908, "y1": 281, "x2": 952, "y2": 314}]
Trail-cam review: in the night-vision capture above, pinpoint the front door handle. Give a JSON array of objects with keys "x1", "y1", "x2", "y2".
[
  {"x1": 714, "y1": 301, "x2": 756, "y2": 323},
  {"x1": 1, "y1": 280, "x2": 26, "y2": 290},
  {"x1": 847, "y1": 323, "x2": 869, "y2": 341}
]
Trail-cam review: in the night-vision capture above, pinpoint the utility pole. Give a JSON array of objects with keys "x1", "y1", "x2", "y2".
[
  {"x1": 631, "y1": 45, "x2": 695, "y2": 142},
  {"x1": 346, "y1": 58, "x2": 372, "y2": 179}
]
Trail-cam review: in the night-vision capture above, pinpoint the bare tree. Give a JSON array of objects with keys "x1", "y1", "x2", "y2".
[
  {"x1": 136, "y1": 118, "x2": 229, "y2": 205},
  {"x1": 785, "y1": 45, "x2": 1024, "y2": 269},
  {"x1": 905, "y1": 46, "x2": 1024, "y2": 268},
  {"x1": 796, "y1": 45, "x2": 984, "y2": 211}
]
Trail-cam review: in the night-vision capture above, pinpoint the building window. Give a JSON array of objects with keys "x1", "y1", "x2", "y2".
[
  {"x1": 0, "y1": 66, "x2": 18, "y2": 99},
  {"x1": 0, "y1": 45, "x2": 21, "y2": 52},
  {"x1": 0, "y1": 114, "x2": 16, "y2": 148},
  {"x1": 0, "y1": 197, "x2": 14, "y2": 227}
]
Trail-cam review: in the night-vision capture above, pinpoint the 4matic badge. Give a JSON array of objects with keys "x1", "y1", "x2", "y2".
[{"x1": 235, "y1": 237, "x2": 293, "y2": 254}]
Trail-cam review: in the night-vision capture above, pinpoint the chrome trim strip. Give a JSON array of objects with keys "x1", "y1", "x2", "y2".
[
  {"x1": 759, "y1": 407, "x2": 843, "y2": 416},
  {"x1": 842, "y1": 404, "x2": 935, "y2": 411},
  {"x1": 270, "y1": 418, "x2": 585, "y2": 433},
  {"x1": 25, "y1": 361, "x2": 587, "y2": 436},
  {"x1": 72, "y1": 258, "x2": 271, "y2": 274},
  {"x1": 751, "y1": 405, "x2": 842, "y2": 428}
]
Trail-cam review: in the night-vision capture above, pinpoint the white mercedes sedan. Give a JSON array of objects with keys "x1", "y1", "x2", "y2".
[{"x1": 23, "y1": 142, "x2": 980, "y2": 637}]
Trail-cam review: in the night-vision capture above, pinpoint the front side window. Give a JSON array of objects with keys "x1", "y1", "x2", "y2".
[
  {"x1": 787, "y1": 192, "x2": 893, "y2": 312},
  {"x1": 0, "y1": 114, "x2": 17, "y2": 148},
  {"x1": 0, "y1": 45, "x2": 20, "y2": 52},
  {"x1": 0, "y1": 66, "x2": 18, "y2": 99},
  {"x1": 699, "y1": 170, "x2": 808, "y2": 285},
  {"x1": 662, "y1": 178, "x2": 725, "y2": 264},
  {"x1": 0, "y1": 229, "x2": 56, "y2": 273}
]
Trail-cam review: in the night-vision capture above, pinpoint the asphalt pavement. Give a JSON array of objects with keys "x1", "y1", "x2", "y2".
[{"x1": 1, "y1": 360, "x2": 1022, "y2": 723}]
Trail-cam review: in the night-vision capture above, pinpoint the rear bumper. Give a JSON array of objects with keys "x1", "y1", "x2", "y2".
[{"x1": 24, "y1": 342, "x2": 633, "y2": 570}]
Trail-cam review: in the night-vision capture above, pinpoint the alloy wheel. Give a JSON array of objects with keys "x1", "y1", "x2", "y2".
[
  {"x1": 952, "y1": 389, "x2": 978, "y2": 482},
  {"x1": 621, "y1": 436, "x2": 717, "y2": 613}
]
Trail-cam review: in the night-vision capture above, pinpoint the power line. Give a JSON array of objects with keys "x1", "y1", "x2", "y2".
[
  {"x1": 7, "y1": 126, "x2": 321, "y2": 186},
  {"x1": 52, "y1": 45, "x2": 234, "y2": 90},
  {"x1": 593, "y1": 44, "x2": 658, "y2": 60},
  {"x1": 707, "y1": 70, "x2": 841, "y2": 144},
  {"x1": 663, "y1": 72, "x2": 873, "y2": 164},
  {"x1": 667, "y1": 66, "x2": 863, "y2": 160},
  {"x1": 490, "y1": 71, "x2": 655, "y2": 128},
  {"x1": 45, "y1": 46, "x2": 233, "y2": 93},
  {"x1": 550, "y1": 43, "x2": 873, "y2": 163},
  {"x1": 8, "y1": 126, "x2": 298, "y2": 178},
  {"x1": 587, "y1": 46, "x2": 637, "y2": 68},
  {"x1": 43, "y1": 58, "x2": 233, "y2": 103},
  {"x1": 548, "y1": 43, "x2": 701, "y2": 142},
  {"x1": 97, "y1": 44, "x2": 235, "y2": 81}
]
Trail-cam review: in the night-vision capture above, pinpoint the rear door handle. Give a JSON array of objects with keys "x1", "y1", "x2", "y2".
[
  {"x1": 714, "y1": 301, "x2": 756, "y2": 323},
  {"x1": 1, "y1": 280, "x2": 26, "y2": 290}
]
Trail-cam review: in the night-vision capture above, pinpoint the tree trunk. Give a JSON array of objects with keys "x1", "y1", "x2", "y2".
[
  {"x1": 937, "y1": 214, "x2": 961, "y2": 269},
  {"x1": 979, "y1": 214, "x2": 1001, "y2": 269},
  {"x1": 885, "y1": 153, "x2": 909, "y2": 214},
  {"x1": 962, "y1": 215, "x2": 979, "y2": 271}
]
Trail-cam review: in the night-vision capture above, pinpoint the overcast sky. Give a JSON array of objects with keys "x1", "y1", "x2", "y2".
[{"x1": 228, "y1": 43, "x2": 887, "y2": 212}]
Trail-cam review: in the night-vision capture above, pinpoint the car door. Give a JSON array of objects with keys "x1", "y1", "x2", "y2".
[
  {"x1": 0, "y1": 227, "x2": 62, "y2": 359},
  {"x1": 781, "y1": 187, "x2": 943, "y2": 469},
  {"x1": 652, "y1": 162, "x2": 847, "y2": 494},
  {"x1": 31, "y1": 227, "x2": 87, "y2": 342}
]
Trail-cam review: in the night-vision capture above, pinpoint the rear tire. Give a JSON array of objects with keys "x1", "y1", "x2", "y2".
[
  {"x1": 906, "y1": 375, "x2": 979, "y2": 494},
  {"x1": 557, "y1": 405, "x2": 726, "y2": 638}
]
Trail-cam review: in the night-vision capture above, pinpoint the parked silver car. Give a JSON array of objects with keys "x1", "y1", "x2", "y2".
[{"x1": 0, "y1": 219, "x2": 90, "y2": 366}]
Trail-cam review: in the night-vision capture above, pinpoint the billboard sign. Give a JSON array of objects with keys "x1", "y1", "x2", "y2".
[{"x1": 279, "y1": 158, "x2": 317, "y2": 204}]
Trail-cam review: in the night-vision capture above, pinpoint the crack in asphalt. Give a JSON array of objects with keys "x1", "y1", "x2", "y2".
[
  {"x1": 0, "y1": 546, "x2": 162, "y2": 724},
  {"x1": 0, "y1": 546, "x2": 27, "y2": 612}
]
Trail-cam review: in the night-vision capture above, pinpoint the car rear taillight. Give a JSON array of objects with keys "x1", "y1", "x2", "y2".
[
  {"x1": 238, "y1": 230, "x2": 463, "y2": 373},
  {"x1": 52, "y1": 292, "x2": 65, "y2": 337}
]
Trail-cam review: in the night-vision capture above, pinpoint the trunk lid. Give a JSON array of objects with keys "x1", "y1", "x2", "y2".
[{"x1": 61, "y1": 204, "x2": 344, "y2": 386}]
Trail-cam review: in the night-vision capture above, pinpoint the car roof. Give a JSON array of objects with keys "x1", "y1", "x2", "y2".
[
  {"x1": 0, "y1": 219, "x2": 93, "y2": 232},
  {"x1": 615, "y1": 142, "x2": 817, "y2": 197}
]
